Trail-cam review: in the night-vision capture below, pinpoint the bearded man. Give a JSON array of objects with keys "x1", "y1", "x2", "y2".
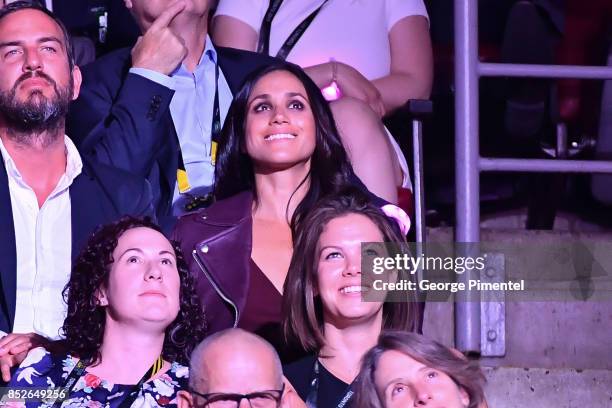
[{"x1": 0, "y1": 0, "x2": 154, "y2": 382}]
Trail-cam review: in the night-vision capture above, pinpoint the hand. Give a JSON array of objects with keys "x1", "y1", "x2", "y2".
[
  {"x1": 335, "y1": 62, "x2": 386, "y2": 117},
  {"x1": 131, "y1": 0, "x2": 188, "y2": 75},
  {"x1": 0, "y1": 351, "x2": 28, "y2": 382},
  {"x1": 0, "y1": 333, "x2": 48, "y2": 382}
]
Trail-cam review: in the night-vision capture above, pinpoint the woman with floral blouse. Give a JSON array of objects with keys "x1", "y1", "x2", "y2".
[{"x1": 6, "y1": 217, "x2": 206, "y2": 408}]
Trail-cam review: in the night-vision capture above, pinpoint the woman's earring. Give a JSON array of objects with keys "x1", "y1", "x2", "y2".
[{"x1": 96, "y1": 292, "x2": 108, "y2": 307}]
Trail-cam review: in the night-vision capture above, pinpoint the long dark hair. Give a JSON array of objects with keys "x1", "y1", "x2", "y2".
[
  {"x1": 61, "y1": 216, "x2": 206, "y2": 366},
  {"x1": 354, "y1": 330, "x2": 486, "y2": 408},
  {"x1": 214, "y1": 61, "x2": 355, "y2": 230},
  {"x1": 282, "y1": 189, "x2": 418, "y2": 353}
]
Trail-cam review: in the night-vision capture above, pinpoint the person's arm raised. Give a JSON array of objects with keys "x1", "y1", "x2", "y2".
[
  {"x1": 68, "y1": 0, "x2": 189, "y2": 180},
  {"x1": 131, "y1": 0, "x2": 188, "y2": 75}
]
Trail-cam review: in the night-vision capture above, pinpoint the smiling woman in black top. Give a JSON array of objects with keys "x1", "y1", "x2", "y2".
[{"x1": 282, "y1": 190, "x2": 418, "y2": 408}]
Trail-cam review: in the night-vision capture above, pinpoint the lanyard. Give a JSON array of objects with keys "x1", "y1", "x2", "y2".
[
  {"x1": 257, "y1": 0, "x2": 330, "y2": 60},
  {"x1": 51, "y1": 356, "x2": 164, "y2": 408},
  {"x1": 176, "y1": 57, "x2": 221, "y2": 194},
  {"x1": 305, "y1": 359, "x2": 355, "y2": 408}
]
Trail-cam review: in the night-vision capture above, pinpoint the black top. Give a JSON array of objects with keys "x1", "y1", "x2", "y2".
[{"x1": 283, "y1": 354, "x2": 353, "y2": 408}]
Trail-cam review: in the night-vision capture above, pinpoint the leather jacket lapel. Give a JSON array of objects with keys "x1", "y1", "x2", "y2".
[{"x1": 191, "y1": 191, "x2": 253, "y2": 324}]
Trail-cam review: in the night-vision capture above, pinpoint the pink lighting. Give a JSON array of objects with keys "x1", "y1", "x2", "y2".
[{"x1": 321, "y1": 81, "x2": 342, "y2": 101}]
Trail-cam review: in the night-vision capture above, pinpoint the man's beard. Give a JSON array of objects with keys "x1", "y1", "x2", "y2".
[{"x1": 0, "y1": 71, "x2": 73, "y2": 146}]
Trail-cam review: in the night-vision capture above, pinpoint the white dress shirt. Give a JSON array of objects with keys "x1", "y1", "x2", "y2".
[{"x1": 0, "y1": 136, "x2": 82, "y2": 339}]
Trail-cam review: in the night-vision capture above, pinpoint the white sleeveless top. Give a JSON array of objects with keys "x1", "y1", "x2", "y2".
[{"x1": 215, "y1": 0, "x2": 429, "y2": 80}]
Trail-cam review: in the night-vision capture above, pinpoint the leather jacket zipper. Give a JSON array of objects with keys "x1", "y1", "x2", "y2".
[{"x1": 192, "y1": 249, "x2": 240, "y2": 327}]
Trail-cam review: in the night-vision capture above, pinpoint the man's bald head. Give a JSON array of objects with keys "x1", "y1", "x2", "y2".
[{"x1": 189, "y1": 329, "x2": 284, "y2": 394}]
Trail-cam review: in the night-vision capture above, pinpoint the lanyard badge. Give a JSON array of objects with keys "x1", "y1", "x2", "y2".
[{"x1": 177, "y1": 59, "x2": 221, "y2": 194}]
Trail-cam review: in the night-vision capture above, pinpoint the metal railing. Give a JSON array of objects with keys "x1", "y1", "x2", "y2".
[{"x1": 453, "y1": 0, "x2": 612, "y2": 354}]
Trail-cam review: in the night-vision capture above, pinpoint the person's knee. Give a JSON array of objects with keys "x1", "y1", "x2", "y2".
[
  {"x1": 331, "y1": 97, "x2": 385, "y2": 147},
  {"x1": 331, "y1": 97, "x2": 380, "y2": 128}
]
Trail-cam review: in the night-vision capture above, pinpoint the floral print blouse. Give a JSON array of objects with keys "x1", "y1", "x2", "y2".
[{"x1": 5, "y1": 347, "x2": 188, "y2": 408}]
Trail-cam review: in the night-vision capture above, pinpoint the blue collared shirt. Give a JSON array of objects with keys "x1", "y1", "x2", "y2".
[{"x1": 129, "y1": 36, "x2": 232, "y2": 215}]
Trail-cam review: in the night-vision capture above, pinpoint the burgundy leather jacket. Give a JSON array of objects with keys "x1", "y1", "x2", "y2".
[
  {"x1": 172, "y1": 185, "x2": 404, "y2": 335},
  {"x1": 172, "y1": 191, "x2": 254, "y2": 334}
]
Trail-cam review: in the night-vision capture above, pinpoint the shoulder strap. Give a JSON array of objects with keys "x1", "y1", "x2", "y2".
[{"x1": 257, "y1": 0, "x2": 330, "y2": 60}]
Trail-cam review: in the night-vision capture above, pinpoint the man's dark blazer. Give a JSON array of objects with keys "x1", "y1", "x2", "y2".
[
  {"x1": 67, "y1": 46, "x2": 277, "y2": 221},
  {"x1": 0, "y1": 156, "x2": 154, "y2": 334}
]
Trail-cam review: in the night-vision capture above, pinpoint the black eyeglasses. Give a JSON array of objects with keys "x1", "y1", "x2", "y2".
[{"x1": 191, "y1": 383, "x2": 285, "y2": 408}]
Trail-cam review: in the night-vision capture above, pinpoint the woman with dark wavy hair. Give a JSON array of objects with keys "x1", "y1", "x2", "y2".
[
  {"x1": 213, "y1": 61, "x2": 355, "y2": 222},
  {"x1": 354, "y1": 330, "x2": 486, "y2": 408},
  {"x1": 282, "y1": 190, "x2": 417, "y2": 407},
  {"x1": 213, "y1": 0, "x2": 434, "y2": 204},
  {"x1": 174, "y1": 62, "x2": 408, "y2": 348},
  {"x1": 8, "y1": 217, "x2": 206, "y2": 407}
]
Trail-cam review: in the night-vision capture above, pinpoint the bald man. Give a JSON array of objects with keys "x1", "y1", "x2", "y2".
[{"x1": 178, "y1": 329, "x2": 300, "y2": 408}]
